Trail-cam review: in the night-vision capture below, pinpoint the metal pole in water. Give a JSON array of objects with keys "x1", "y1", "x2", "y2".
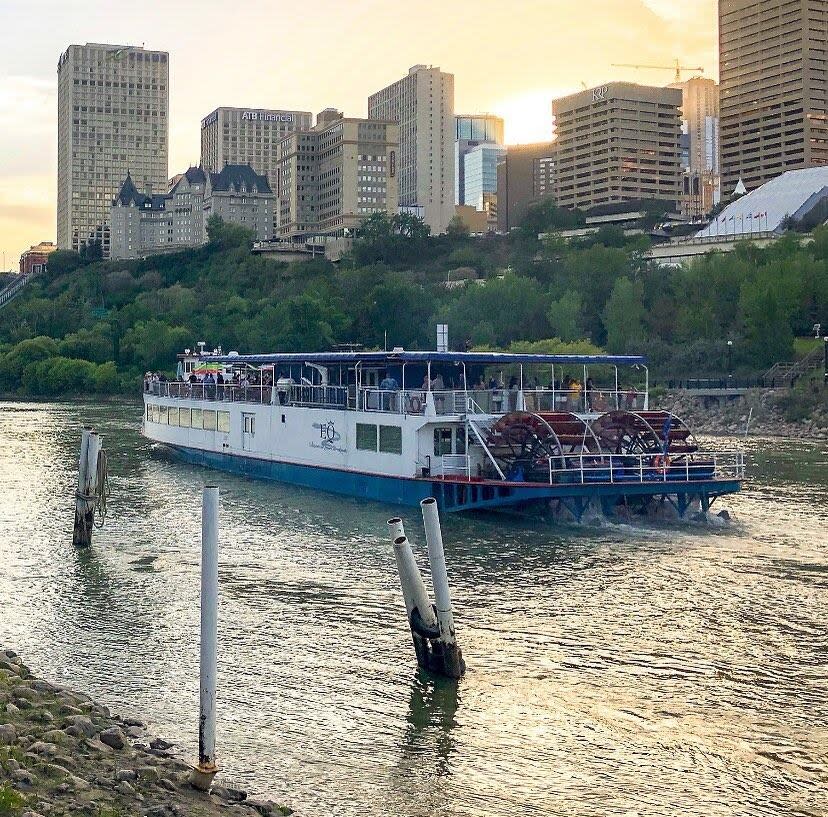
[
  {"x1": 73, "y1": 428, "x2": 101, "y2": 547},
  {"x1": 420, "y1": 498, "x2": 465, "y2": 679},
  {"x1": 190, "y1": 485, "x2": 219, "y2": 791},
  {"x1": 388, "y1": 518, "x2": 439, "y2": 671}
]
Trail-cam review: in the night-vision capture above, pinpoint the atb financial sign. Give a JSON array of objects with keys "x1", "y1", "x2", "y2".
[{"x1": 201, "y1": 110, "x2": 297, "y2": 129}]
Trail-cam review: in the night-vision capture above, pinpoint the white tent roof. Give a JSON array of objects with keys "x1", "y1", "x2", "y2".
[{"x1": 696, "y1": 167, "x2": 828, "y2": 239}]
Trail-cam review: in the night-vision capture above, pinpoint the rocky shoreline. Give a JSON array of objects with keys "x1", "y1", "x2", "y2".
[
  {"x1": 657, "y1": 389, "x2": 828, "y2": 441},
  {"x1": 0, "y1": 650, "x2": 289, "y2": 817}
]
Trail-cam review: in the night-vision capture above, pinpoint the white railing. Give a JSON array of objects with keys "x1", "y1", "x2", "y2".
[
  {"x1": 545, "y1": 450, "x2": 745, "y2": 486},
  {"x1": 147, "y1": 380, "x2": 651, "y2": 418},
  {"x1": 522, "y1": 388, "x2": 647, "y2": 414},
  {"x1": 441, "y1": 454, "x2": 471, "y2": 478},
  {"x1": 146, "y1": 381, "x2": 348, "y2": 408}
]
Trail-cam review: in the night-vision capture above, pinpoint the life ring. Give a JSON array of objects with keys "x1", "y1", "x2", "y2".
[
  {"x1": 408, "y1": 395, "x2": 423, "y2": 414},
  {"x1": 652, "y1": 454, "x2": 671, "y2": 473}
]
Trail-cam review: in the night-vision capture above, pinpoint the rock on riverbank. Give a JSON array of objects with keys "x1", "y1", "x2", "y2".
[
  {"x1": 657, "y1": 389, "x2": 828, "y2": 440},
  {"x1": 0, "y1": 650, "x2": 290, "y2": 817}
]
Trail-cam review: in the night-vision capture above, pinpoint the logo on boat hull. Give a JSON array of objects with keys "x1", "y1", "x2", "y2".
[{"x1": 310, "y1": 420, "x2": 346, "y2": 453}]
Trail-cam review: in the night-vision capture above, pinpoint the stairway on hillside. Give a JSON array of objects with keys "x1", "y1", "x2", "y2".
[
  {"x1": 763, "y1": 345, "x2": 824, "y2": 386},
  {"x1": 0, "y1": 272, "x2": 35, "y2": 310}
]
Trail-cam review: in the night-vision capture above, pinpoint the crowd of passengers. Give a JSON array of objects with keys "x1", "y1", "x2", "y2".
[
  {"x1": 376, "y1": 371, "x2": 642, "y2": 412},
  {"x1": 145, "y1": 367, "x2": 642, "y2": 412}
]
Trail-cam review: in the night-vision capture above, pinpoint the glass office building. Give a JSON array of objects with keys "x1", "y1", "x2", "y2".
[
  {"x1": 463, "y1": 144, "x2": 505, "y2": 209},
  {"x1": 455, "y1": 113, "x2": 504, "y2": 205}
]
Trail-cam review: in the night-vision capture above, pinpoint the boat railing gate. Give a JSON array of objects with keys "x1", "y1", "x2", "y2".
[
  {"x1": 440, "y1": 454, "x2": 471, "y2": 478},
  {"x1": 545, "y1": 450, "x2": 746, "y2": 486},
  {"x1": 360, "y1": 388, "x2": 474, "y2": 416}
]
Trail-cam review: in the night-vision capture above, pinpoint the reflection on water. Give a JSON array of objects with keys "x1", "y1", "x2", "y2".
[{"x1": 0, "y1": 401, "x2": 827, "y2": 817}]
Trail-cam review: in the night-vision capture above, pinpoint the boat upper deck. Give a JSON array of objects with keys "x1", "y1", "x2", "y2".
[{"x1": 145, "y1": 349, "x2": 651, "y2": 417}]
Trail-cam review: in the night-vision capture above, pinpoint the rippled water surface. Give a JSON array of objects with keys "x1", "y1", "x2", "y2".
[{"x1": 1, "y1": 400, "x2": 826, "y2": 816}]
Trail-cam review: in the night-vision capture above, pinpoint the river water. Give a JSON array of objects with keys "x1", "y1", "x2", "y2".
[{"x1": 0, "y1": 400, "x2": 826, "y2": 817}]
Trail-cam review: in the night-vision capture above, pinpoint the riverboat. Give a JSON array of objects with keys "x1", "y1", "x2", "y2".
[{"x1": 142, "y1": 349, "x2": 745, "y2": 520}]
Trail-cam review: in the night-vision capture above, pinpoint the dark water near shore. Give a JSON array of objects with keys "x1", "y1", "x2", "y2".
[{"x1": 1, "y1": 400, "x2": 826, "y2": 817}]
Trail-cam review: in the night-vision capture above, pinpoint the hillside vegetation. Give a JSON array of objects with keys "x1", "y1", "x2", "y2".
[{"x1": 0, "y1": 208, "x2": 826, "y2": 397}]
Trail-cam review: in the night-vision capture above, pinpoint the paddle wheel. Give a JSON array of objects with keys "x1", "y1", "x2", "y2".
[
  {"x1": 483, "y1": 411, "x2": 599, "y2": 482},
  {"x1": 589, "y1": 410, "x2": 697, "y2": 455}
]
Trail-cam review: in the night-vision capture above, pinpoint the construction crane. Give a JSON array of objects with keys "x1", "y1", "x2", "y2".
[{"x1": 611, "y1": 59, "x2": 704, "y2": 83}]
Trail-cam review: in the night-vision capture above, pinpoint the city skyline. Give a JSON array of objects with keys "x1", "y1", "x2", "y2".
[{"x1": 0, "y1": 0, "x2": 717, "y2": 262}]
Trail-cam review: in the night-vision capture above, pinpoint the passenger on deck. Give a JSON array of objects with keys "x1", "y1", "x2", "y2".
[
  {"x1": 379, "y1": 371, "x2": 399, "y2": 411},
  {"x1": 585, "y1": 377, "x2": 595, "y2": 411}
]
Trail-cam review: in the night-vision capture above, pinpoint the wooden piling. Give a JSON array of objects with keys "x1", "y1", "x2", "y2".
[{"x1": 73, "y1": 428, "x2": 102, "y2": 547}]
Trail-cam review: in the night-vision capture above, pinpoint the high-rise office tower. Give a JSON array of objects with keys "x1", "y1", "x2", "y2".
[
  {"x1": 719, "y1": 0, "x2": 828, "y2": 195},
  {"x1": 276, "y1": 109, "x2": 399, "y2": 240},
  {"x1": 671, "y1": 76, "x2": 720, "y2": 216},
  {"x1": 368, "y1": 65, "x2": 455, "y2": 234},
  {"x1": 455, "y1": 113, "x2": 505, "y2": 205},
  {"x1": 551, "y1": 82, "x2": 683, "y2": 210},
  {"x1": 57, "y1": 43, "x2": 169, "y2": 256},
  {"x1": 200, "y1": 107, "x2": 313, "y2": 184}
]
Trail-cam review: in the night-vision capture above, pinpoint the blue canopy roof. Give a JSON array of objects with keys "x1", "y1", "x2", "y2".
[{"x1": 203, "y1": 351, "x2": 646, "y2": 367}]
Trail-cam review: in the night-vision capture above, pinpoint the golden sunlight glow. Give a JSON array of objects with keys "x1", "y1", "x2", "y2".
[{"x1": 492, "y1": 89, "x2": 575, "y2": 146}]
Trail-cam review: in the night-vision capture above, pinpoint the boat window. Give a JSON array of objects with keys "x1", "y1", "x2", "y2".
[
  {"x1": 434, "y1": 428, "x2": 453, "y2": 456},
  {"x1": 356, "y1": 422, "x2": 378, "y2": 451},
  {"x1": 159, "y1": 404, "x2": 168, "y2": 424},
  {"x1": 217, "y1": 411, "x2": 230, "y2": 433},
  {"x1": 455, "y1": 427, "x2": 467, "y2": 454},
  {"x1": 203, "y1": 410, "x2": 217, "y2": 431},
  {"x1": 179, "y1": 408, "x2": 191, "y2": 428},
  {"x1": 146, "y1": 404, "x2": 151, "y2": 421},
  {"x1": 379, "y1": 425, "x2": 402, "y2": 455},
  {"x1": 243, "y1": 414, "x2": 255, "y2": 434},
  {"x1": 167, "y1": 407, "x2": 179, "y2": 427},
  {"x1": 151, "y1": 404, "x2": 160, "y2": 423},
  {"x1": 191, "y1": 408, "x2": 203, "y2": 429}
]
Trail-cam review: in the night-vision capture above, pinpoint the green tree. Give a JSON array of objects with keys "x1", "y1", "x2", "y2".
[
  {"x1": 603, "y1": 277, "x2": 646, "y2": 353},
  {"x1": 546, "y1": 291, "x2": 583, "y2": 342}
]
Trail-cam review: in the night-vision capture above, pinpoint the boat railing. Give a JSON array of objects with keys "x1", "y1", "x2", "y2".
[
  {"x1": 522, "y1": 388, "x2": 647, "y2": 413},
  {"x1": 545, "y1": 450, "x2": 745, "y2": 486},
  {"x1": 286, "y1": 383, "x2": 348, "y2": 408},
  {"x1": 441, "y1": 454, "x2": 471, "y2": 478},
  {"x1": 151, "y1": 381, "x2": 273, "y2": 404}
]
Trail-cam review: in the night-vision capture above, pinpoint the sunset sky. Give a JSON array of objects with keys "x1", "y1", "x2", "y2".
[{"x1": 0, "y1": 0, "x2": 717, "y2": 265}]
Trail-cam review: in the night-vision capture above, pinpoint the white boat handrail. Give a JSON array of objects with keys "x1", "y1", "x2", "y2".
[{"x1": 541, "y1": 450, "x2": 745, "y2": 486}]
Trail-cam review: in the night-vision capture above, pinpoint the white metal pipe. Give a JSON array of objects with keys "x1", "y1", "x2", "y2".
[
  {"x1": 199, "y1": 485, "x2": 219, "y2": 770},
  {"x1": 387, "y1": 516, "x2": 405, "y2": 541},
  {"x1": 390, "y1": 533, "x2": 438, "y2": 629},
  {"x1": 420, "y1": 498, "x2": 455, "y2": 645}
]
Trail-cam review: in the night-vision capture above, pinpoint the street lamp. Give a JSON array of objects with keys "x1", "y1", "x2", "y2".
[{"x1": 727, "y1": 340, "x2": 733, "y2": 380}]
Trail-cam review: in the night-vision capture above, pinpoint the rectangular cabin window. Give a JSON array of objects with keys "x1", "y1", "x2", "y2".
[
  {"x1": 356, "y1": 423, "x2": 378, "y2": 451},
  {"x1": 191, "y1": 408, "x2": 203, "y2": 429},
  {"x1": 179, "y1": 408, "x2": 191, "y2": 428},
  {"x1": 159, "y1": 404, "x2": 168, "y2": 425},
  {"x1": 167, "y1": 407, "x2": 179, "y2": 427},
  {"x1": 455, "y1": 427, "x2": 467, "y2": 454},
  {"x1": 146, "y1": 404, "x2": 151, "y2": 421},
  {"x1": 378, "y1": 425, "x2": 402, "y2": 455},
  {"x1": 217, "y1": 411, "x2": 230, "y2": 433},
  {"x1": 151, "y1": 404, "x2": 160, "y2": 423},
  {"x1": 243, "y1": 415, "x2": 255, "y2": 434},
  {"x1": 203, "y1": 410, "x2": 217, "y2": 431},
  {"x1": 434, "y1": 428, "x2": 453, "y2": 456}
]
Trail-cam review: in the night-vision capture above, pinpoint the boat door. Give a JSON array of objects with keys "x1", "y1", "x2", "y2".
[{"x1": 242, "y1": 413, "x2": 256, "y2": 451}]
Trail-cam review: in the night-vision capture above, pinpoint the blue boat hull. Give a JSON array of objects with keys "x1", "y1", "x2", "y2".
[{"x1": 161, "y1": 444, "x2": 741, "y2": 517}]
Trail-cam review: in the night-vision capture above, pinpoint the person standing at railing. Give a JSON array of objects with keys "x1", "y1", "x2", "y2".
[
  {"x1": 585, "y1": 377, "x2": 595, "y2": 411},
  {"x1": 379, "y1": 371, "x2": 399, "y2": 412}
]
